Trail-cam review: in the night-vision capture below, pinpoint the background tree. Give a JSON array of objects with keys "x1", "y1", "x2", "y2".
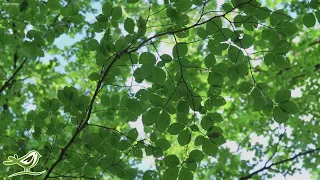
[{"x1": 0, "y1": 0, "x2": 319, "y2": 179}]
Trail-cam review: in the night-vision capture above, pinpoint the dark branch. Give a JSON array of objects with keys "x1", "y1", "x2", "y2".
[
  {"x1": 309, "y1": 39, "x2": 320, "y2": 46},
  {"x1": 239, "y1": 148, "x2": 320, "y2": 180},
  {"x1": 0, "y1": 58, "x2": 27, "y2": 94}
]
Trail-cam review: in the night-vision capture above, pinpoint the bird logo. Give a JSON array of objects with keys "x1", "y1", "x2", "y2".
[{"x1": 3, "y1": 150, "x2": 46, "y2": 178}]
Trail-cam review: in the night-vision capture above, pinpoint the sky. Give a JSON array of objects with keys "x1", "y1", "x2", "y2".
[{"x1": 36, "y1": 0, "x2": 311, "y2": 179}]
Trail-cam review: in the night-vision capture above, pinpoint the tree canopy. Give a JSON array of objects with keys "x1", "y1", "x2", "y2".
[{"x1": 0, "y1": 0, "x2": 320, "y2": 179}]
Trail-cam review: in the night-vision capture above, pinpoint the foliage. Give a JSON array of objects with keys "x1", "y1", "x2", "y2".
[{"x1": 0, "y1": 0, "x2": 320, "y2": 179}]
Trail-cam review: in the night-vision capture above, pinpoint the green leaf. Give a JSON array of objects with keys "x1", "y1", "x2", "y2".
[
  {"x1": 310, "y1": 0, "x2": 320, "y2": 9},
  {"x1": 194, "y1": 135, "x2": 204, "y2": 146},
  {"x1": 316, "y1": 10, "x2": 320, "y2": 23},
  {"x1": 206, "y1": 18, "x2": 222, "y2": 34},
  {"x1": 149, "y1": 94, "x2": 164, "y2": 107},
  {"x1": 139, "y1": 52, "x2": 156, "y2": 65},
  {"x1": 207, "y1": 73, "x2": 224, "y2": 87},
  {"x1": 273, "y1": 106, "x2": 289, "y2": 123},
  {"x1": 111, "y1": 94, "x2": 120, "y2": 108},
  {"x1": 151, "y1": 66, "x2": 166, "y2": 84},
  {"x1": 178, "y1": 168, "x2": 193, "y2": 180},
  {"x1": 20, "y1": 0, "x2": 28, "y2": 12},
  {"x1": 112, "y1": 6, "x2": 122, "y2": 20},
  {"x1": 178, "y1": 129, "x2": 191, "y2": 146},
  {"x1": 155, "y1": 138, "x2": 171, "y2": 150},
  {"x1": 186, "y1": 158, "x2": 197, "y2": 171},
  {"x1": 228, "y1": 65, "x2": 239, "y2": 82},
  {"x1": 201, "y1": 116, "x2": 213, "y2": 131},
  {"x1": 273, "y1": 54, "x2": 290, "y2": 68},
  {"x1": 150, "y1": 132, "x2": 157, "y2": 142},
  {"x1": 132, "y1": 147, "x2": 143, "y2": 158},
  {"x1": 88, "y1": 72, "x2": 100, "y2": 81},
  {"x1": 251, "y1": 88, "x2": 262, "y2": 99},
  {"x1": 177, "y1": 100, "x2": 189, "y2": 114},
  {"x1": 207, "y1": 87, "x2": 222, "y2": 97},
  {"x1": 253, "y1": 97, "x2": 266, "y2": 111},
  {"x1": 275, "y1": 21, "x2": 298, "y2": 37},
  {"x1": 197, "y1": 27, "x2": 208, "y2": 38},
  {"x1": 228, "y1": 45, "x2": 244, "y2": 63},
  {"x1": 222, "y1": 3, "x2": 233, "y2": 12},
  {"x1": 166, "y1": 7, "x2": 179, "y2": 22},
  {"x1": 143, "y1": 108, "x2": 160, "y2": 126},
  {"x1": 128, "y1": 0, "x2": 139, "y2": 3},
  {"x1": 124, "y1": 18, "x2": 135, "y2": 33},
  {"x1": 204, "y1": 53, "x2": 216, "y2": 68},
  {"x1": 264, "y1": 53, "x2": 274, "y2": 66},
  {"x1": 240, "y1": 34, "x2": 255, "y2": 49},
  {"x1": 270, "y1": 10, "x2": 285, "y2": 26},
  {"x1": 202, "y1": 138, "x2": 218, "y2": 156},
  {"x1": 189, "y1": 149, "x2": 204, "y2": 162},
  {"x1": 48, "y1": 0, "x2": 61, "y2": 10},
  {"x1": 207, "y1": 126, "x2": 223, "y2": 137},
  {"x1": 164, "y1": 155, "x2": 180, "y2": 167},
  {"x1": 190, "y1": 124, "x2": 199, "y2": 132},
  {"x1": 212, "y1": 135, "x2": 226, "y2": 146},
  {"x1": 211, "y1": 95, "x2": 226, "y2": 107},
  {"x1": 40, "y1": 98, "x2": 60, "y2": 111},
  {"x1": 88, "y1": 39, "x2": 99, "y2": 51},
  {"x1": 254, "y1": 7, "x2": 271, "y2": 20},
  {"x1": 60, "y1": 6, "x2": 73, "y2": 17},
  {"x1": 234, "y1": 15, "x2": 244, "y2": 27},
  {"x1": 263, "y1": 104, "x2": 274, "y2": 114},
  {"x1": 156, "y1": 111, "x2": 171, "y2": 132},
  {"x1": 119, "y1": 140, "x2": 131, "y2": 151},
  {"x1": 160, "y1": 54, "x2": 173, "y2": 63},
  {"x1": 174, "y1": 0, "x2": 192, "y2": 12},
  {"x1": 213, "y1": 28, "x2": 233, "y2": 42},
  {"x1": 96, "y1": 14, "x2": 108, "y2": 22},
  {"x1": 275, "y1": 89, "x2": 291, "y2": 103},
  {"x1": 128, "y1": 128, "x2": 138, "y2": 140},
  {"x1": 239, "y1": 82, "x2": 253, "y2": 94},
  {"x1": 163, "y1": 167, "x2": 179, "y2": 180},
  {"x1": 102, "y1": 2, "x2": 113, "y2": 17},
  {"x1": 209, "y1": 112, "x2": 224, "y2": 123},
  {"x1": 0, "y1": 28, "x2": 4, "y2": 37},
  {"x1": 211, "y1": 63, "x2": 229, "y2": 77},
  {"x1": 88, "y1": 157, "x2": 99, "y2": 168},
  {"x1": 115, "y1": 38, "x2": 126, "y2": 51},
  {"x1": 145, "y1": 146, "x2": 153, "y2": 156},
  {"x1": 303, "y1": 13, "x2": 316, "y2": 28},
  {"x1": 275, "y1": 40, "x2": 291, "y2": 54},
  {"x1": 208, "y1": 40, "x2": 228, "y2": 55},
  {"x1": 71, "y1": 14, "x2": 83, "y2": 24},
  {"x1": 243, "y1": 16, "x2": 258, "y2": 31},
  {"x1": 279, "y1": 100, "x2": 299, "y2": 114},
  {"x1": 167, "y1": 123, "x2": 184, "y2": 135},
  {"x1": 173, "y1": 43, "x2": 188, "y2": 58},
  {"x1": 126, "y1": 98, "x2": 142, "y2": 110},
  {"x1": 101, "y1": 94, "x2": 110, "y2": 106},
  {"x1": 143, "y1": 170, "x2": 158, "y2": 180}
]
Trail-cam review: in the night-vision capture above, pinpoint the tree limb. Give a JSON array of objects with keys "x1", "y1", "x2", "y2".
[
  {"x1": 309, "y1": 39, "x2": 320, "y2": 46},
  {"x1": 239, "y1": 148, "x2": 320, "y2": 180},
  {"x1": 0, "y1": 58, "x2": 27, "y2": 94}
]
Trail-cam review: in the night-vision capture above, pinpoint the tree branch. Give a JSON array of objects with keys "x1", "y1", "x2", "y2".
[
  {"x1": 239, "y1": 148, "x2": 320, "y2": 180},
  {"x1": 264, "y1": 133, "x2": 284, "y2": 167},
  {"x1": 309, "y1": 39, "x2": 320, "y2": 46},
  {"x1": 291, "y1": 63, "x2": 320, "y2": 81},
  {"x1": 0, "y1": 58, "x2": 27, "y2": 94}
]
